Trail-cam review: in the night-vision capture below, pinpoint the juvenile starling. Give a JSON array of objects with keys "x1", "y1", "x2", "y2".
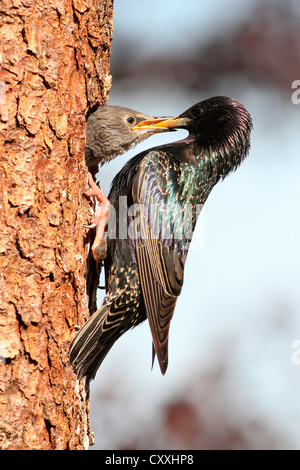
[
  {"x1": 85, "y1": 105, "x2": 172, "y2": 168},
  {"x1": 84, "y1": 105, "x2": 173, "y2": 257},
  {"x1": 70, "y1": 96, "x2": 253, "y2": 382}
]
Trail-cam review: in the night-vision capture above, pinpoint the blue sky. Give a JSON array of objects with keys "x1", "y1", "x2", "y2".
[{"x1": 112, "y1": 0, "x2": 259, "y2": 58}]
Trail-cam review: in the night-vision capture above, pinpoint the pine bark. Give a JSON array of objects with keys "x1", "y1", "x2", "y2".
[{"x1": 0, "y1": 0, "x2": 114, "y2": 450}]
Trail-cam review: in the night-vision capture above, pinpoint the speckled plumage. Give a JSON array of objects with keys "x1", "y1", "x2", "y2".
[{"x1": 70, "y1": 96, "x2": 253, "y2": 382}]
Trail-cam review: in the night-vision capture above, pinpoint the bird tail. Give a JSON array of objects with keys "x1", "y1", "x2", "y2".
[{"x1": 69, "y1": 303, "x2": 125, "y2": 382}]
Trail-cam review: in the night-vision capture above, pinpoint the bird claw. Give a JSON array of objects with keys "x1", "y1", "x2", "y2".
[
  {"x1": 84, "y1": 172, "x2": 110, "y2": 262},
  {"x1": 83, "y1": 223, "x2": 98, "y2": 229}
]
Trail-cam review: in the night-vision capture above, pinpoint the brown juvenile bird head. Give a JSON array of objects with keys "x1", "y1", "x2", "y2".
[{"x1": 85, "y1": 105, "x2": 172, "y2": 168}]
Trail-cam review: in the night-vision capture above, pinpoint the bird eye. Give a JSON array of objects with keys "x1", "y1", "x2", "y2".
[{"x1": 127, "y1": 116, "x2": 136, "y2": 125}]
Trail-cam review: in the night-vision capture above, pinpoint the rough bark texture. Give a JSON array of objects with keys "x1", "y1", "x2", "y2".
[{"x1": 0, "y1": 0, "x2": 114, "y2": 450}]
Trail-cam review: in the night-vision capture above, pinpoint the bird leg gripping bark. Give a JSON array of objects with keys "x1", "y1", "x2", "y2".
[{"x1": 84, "y1": 172, "x2": 110, "y2": 262}]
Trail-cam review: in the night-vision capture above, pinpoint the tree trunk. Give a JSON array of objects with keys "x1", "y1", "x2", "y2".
[{"x1": 0, "y1": 0, "x2": 114, "y2": 450}]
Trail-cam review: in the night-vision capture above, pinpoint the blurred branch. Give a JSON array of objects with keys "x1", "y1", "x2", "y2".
[{"x1": 112, "y1": 1, "x2": 299, "y2": 92}]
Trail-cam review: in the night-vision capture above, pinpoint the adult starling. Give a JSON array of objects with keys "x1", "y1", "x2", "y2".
[
  {"x1": 70, "y1": 96, "x2": 253, "y2": 382},
  {"x1": 84, "y1": 105, "x2": 173, "y2": 257}
]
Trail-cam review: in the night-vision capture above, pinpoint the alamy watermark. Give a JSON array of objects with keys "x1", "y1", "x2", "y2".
[
  {"x1": 291, "y1": 340, "x2": 300, "y2": 365},
  {"x1": 291, "y1": 80, "x2": 300, "y2": 104},
  {"x1": 103, "y1": 197, "x2": 205, "y2": 250}
]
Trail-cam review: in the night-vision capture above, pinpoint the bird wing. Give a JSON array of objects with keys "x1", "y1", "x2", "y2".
[{"x1": 131, "y1": 153, "x2": 185, "y2": 374}]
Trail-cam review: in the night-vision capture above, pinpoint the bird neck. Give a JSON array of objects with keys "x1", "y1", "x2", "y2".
[{"x1": 189, "y1": 131, "x2": 247, "y2": 180}]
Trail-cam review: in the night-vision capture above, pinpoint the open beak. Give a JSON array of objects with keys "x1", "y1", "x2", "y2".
[{"x1": 132, "y1": 117, "x2": 190, "y2": 132}]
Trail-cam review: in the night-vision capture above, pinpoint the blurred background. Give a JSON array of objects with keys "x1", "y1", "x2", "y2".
[{"x1": 90, "y1": 0, "x2": 300, "y2": 450}]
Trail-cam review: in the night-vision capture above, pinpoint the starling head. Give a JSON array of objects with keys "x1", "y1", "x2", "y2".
[
  {"x1": 178, "y1": 96, "x2": 252, "y2": 152},
  {"x1": 133, "y1": 96, "x2": 253, "y2": 176},
  {"x1": 85, "y1": 105, "x2": 172, "y2": 168}
]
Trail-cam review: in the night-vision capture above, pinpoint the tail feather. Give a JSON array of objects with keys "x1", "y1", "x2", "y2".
[{"x1": 69, "y1": 303, "x2": 128, "y2": 382}]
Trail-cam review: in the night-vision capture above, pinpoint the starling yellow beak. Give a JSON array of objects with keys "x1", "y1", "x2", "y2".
[{"x1": 131, "y1": 116, "x2": 191, "y2": 131}]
